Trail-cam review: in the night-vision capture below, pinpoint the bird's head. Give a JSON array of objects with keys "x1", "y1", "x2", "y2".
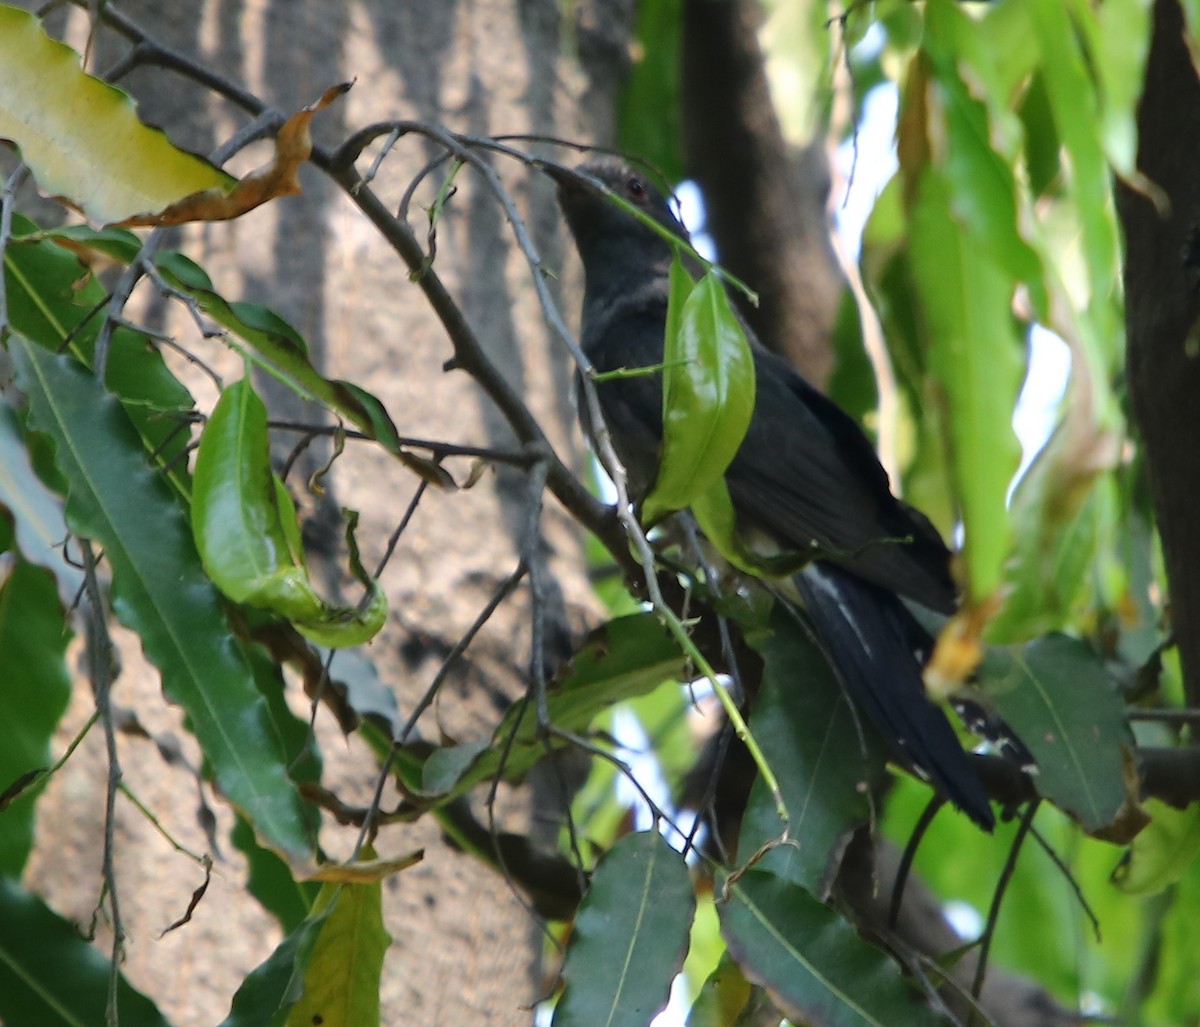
[{"x1": 550, "y1": 158, "x2": 688, "y2": 266}]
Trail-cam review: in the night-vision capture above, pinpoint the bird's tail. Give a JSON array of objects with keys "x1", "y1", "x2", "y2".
[{"x1": 790, "y1": 563, "x2": 995, "y2": 830}]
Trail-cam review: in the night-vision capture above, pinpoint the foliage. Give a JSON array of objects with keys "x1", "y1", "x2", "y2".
[{"x1": 0, "y1": 2, "x2": 1197, "y2": 1026}]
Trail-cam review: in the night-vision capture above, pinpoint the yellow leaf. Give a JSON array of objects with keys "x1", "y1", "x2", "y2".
[{"x1": 0, "y1": 5, "x2": 233, "y2": 225}]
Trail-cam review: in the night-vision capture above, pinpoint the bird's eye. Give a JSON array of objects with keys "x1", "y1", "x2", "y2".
[{"x1": 625, "y1": 176, "x2": 646, "y2": 200}]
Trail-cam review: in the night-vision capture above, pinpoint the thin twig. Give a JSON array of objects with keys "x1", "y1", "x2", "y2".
[
  {"x1": 80, "y1": 539, "x2": 124, "y2": 1027},
  {"x1": 969, "y1": 801, "x2": 1039, "y2": 1017},
  {"x1": 0, "y1": 164, "x2": 31, "y2": 337},
  {"x1": 373, "y1": 478, "x2": 430, "y2": 580},
  {"x1": 888, "y1": 794, "x2": 944, "y2": 929},
  {"x1": 1029, "y1": 824, "x2": 1101, "y2": 941},
  {"x1": 117, "y1": 782, "x2": 209, "y2": 865}
]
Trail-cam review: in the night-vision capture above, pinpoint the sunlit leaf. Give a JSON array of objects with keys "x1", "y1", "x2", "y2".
[
  {"x1": 1029, "y1": 0, "x2": 1121, "y2": 312},
  {"x1": 553, "y1": 831, "x2": 694, "y2": 1027},
  {"x1": 617, "y1": 0, "x2": 683, "y2": 182},
  {"x1": 11, "y1": 338, "x2": 313, "y2": 858},
  {"x1": 645, "y1": 264, "x2": 756, "y2": 525},
  {"x1": 922, "y1": 0, "x2": 1045, "y2": 310},
  {"x1": 284, "y1": 874, "x2": 391, "y2": 1027},
  {"x1": 1144, "y1": 849, "x2": 1200, "y2": 1023},
  {"x1": 686, "y1": 951, "x2": 753, "y2": 1027},
  {"x1": 1070, "y1": 0, "x2": 1152, "y2": 178},
  {"x1": 908, "y1": 169, "x2": 1023, "y2": 604},
  {"x1": 192, "y1": 376, "x2": 387, "y2": 648},
  {"x1": 0, "y1": 5, "x2": 233, "y2": 225}
]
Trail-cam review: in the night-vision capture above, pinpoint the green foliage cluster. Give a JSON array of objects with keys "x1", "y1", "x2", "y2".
[{"x1": 2, "y1": 2, "x2": 1200, "y2": 1026}]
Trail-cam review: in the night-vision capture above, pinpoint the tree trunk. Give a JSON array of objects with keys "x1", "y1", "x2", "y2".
[{"x1": 18, "y1": 2, "x2": 635, "y2": 1023}]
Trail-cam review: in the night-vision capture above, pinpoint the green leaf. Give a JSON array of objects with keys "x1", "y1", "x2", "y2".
[
  {"x1": 922, "y1": 0, "x2": 1045, "y2": 309},
  {"x1": 553, "y1": 831, "x2": 694, "y2": 1027},
  {"x1": 981, "y1": 634, "x2": 1133, "y2": 831},
  {"x1": 419, "y1": 612, "x2": 686, "y2": 799},
  {"x1": 284, "y1": 877, "x2": 390, "y2": 1027},
  {"x1": 0, "y1": 6, "x2": 233, "y2": 225},
  {"x1": 1029, "y1": 0, "x2": 1120, "y2": 312},
  {"x1": 988, "y1": 452, "x2": 1120, "y2": 644},
  {"x1": 685, "y1": 952, "x2": 753, "y2": 1027},
  {"x1": 4, "y1": 216, "x2": 195, "y2": 488},
  {"x1": 644, "y1": 265, "x2": 756, "y2": 524},
  {"x1": 1067, "y1": 0, "x2": 1151, "y2": 180},
  {"x1": 719, "y1": 868, "x2": 944, "y2": 1027},
  {"x1": 1144, "y1": 850, "x2": 1200, "y2": 1024},
  {"x1": 738, "y1": 610, "x2": 883, "y2": 894},
  {"x1": 154, "y1": 251, "x2": 451, "y2": 487},
  {"x1": 11, "y1": 338, "x2": 313, "y2": 858},
  {"x1": 1113, "y1": 799, "x2": 1200, "y2": 896},
  {"x1": 192, "y1": 376, "x2": 387, "y2": 647},
  {"x1": 0, "y1": 400, "x2": 82, "y2": 603},
  {"x1": 908, "y1": 169, "x2": 1023, "y2": 602},
  {"x1": 616, "y1": 0, "x2": 683, "y2": 182},
  {"x1": 217, "y1": 900, "x2": 334, "y2": 1027},
  {"x1": 0, "y1": 559, "x2": 72, "y2": 875},
  {"x1": 0, "y1": 874, "x2": 172, "y2": 1027}
]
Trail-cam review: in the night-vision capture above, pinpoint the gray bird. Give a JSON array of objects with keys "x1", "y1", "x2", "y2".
[{"x1": 555, "y1": 157, "x2": 995, "y2": 829}]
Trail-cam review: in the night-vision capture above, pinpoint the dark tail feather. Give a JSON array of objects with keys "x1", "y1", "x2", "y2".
[{"x1": 791, "y1": 563, "x2": 995, "y2": 831}]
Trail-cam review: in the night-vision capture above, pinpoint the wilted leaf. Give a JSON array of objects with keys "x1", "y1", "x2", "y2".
[
  {"x1": 304, "y1": 853, "x2": 423, "y2": 883},
  {"x1": 119, "y1": 83, "x2": 351, "y2": 228},
  {"x1": 553, "y1": 831, "x2": 694, "y2": 1027}
]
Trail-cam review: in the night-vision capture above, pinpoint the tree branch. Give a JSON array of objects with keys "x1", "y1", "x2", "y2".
[{"x1": 1117, "y1": 0, "x2": 1200, "y2": 705}]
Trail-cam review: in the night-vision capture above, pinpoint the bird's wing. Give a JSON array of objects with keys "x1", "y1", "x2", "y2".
[{"x1": 727, "y1": 347, "x2": 958, "y2": 613}]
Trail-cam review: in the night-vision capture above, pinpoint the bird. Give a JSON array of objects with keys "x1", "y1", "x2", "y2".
[{"x1": 553, "y1": 156, "x2": 996, "y2": 830}]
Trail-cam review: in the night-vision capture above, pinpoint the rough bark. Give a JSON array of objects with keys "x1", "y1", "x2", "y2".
[
  {"x1": 16, "y1": 2, "x2": 635, "y2": 1024},
  {"x1": 1118, "y1": 0, "x2": 1200, "y2": 706}
]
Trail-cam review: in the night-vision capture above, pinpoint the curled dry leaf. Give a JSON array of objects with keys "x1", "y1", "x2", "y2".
[
  {"x1": 303, "y1": 852, "x2": 425, "y2": 883},
  {"x1": 117, "y1": 82, "x2": 353, "y2": 227}
]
